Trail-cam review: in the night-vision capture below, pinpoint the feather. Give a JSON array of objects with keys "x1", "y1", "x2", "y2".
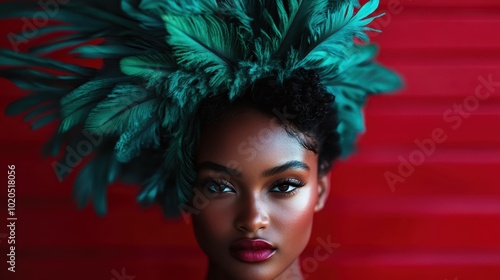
[
  {"x1": 0, "y1": 49, "x2": 94, "y2": 75},
  {"x1": 31, "y1": 112, "x2": 59, "y2": 130},
  {"x1": 329, "y1": 44, "x2": 403, "y2": 93},
  {"x1": 0, "y1": 68, "x2": 83, "y2": 91},
  {"x1": 0, "y1": 0, "x2": 403, "y2": 219},
  {"x1": 23, "y1": 103, "x2": 58, "y2": 122},
  {"x1": 115, "y1": 116, "x2": 161, "y2": 163},
  {"x1": 121, "y1": 0, "x2": 164, "y2": 29},
  {"x1": 137, "y1": 171, "x2": 164, "y2": 207},
  {"x1": 60, "y1": 77, "x2": 137, "y2": 133},
  {"x1": 73, "y1": 145, "x2": 121, "y2": 216},
  {"x1": 272, "y1": 0, "x2": 330, "y2": 59},
  {"x1": 302, "y1": 0, "x2": 382, "y2": 62},
  {"x1": 140, "y1": 0, "x2": 219, "y2": 16},
  {"x1": 5, "y1": 92, "x2": 62, "y2": 116},
  {"x1": 218, "y1": 0, "x2": 254, "y2": 39},
  {"x1": 163, "y1": 14, "x2": 242, "y2": 88},
  {"x1": 85, "y1": 84, "x2": 159, "y2": 136},
  {"x1": 120, "y1": 52, "x2": 177, "y2": 78},
  {"x1": 70, "y1": 45, "x2": 140, "y2": 59}
]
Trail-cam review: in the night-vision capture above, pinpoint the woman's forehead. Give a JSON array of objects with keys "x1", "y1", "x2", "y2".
[{"x1": 196, "y1": 108, "x2": 318, "y2": 175}]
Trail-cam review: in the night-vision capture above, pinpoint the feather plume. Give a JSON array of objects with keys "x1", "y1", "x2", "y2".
[
  {"x1": 85, "y1": 84, "x2": 159, "y2": 136},
  {"x1": 1, "y1": 0, "x2": 402, "y2": 219},
  {"x1": 302, "y1": 0, "x2": 382, "y2": 62},
  {"x1": 163, "y1": 14, "x2": 243, "y2": 88},
  {"x1": 115, "y1": 116, "x2": 161, "y2": 163},
  {"x1": 60, "y1": 77, "x2": 137, "y2": 133}
]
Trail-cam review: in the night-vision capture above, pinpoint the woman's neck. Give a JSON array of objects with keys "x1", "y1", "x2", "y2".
[{"x1": 205, "y1": 258, "x2": 304, "y2": 280}]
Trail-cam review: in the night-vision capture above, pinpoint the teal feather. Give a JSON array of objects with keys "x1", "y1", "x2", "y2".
[
  {"x1": 1, "y1": 0, "x2": 403, "y2": 219},
  {"x1": 140, "y1": 0, "x2": 219, "y2": 16},
  {"x1": 69, "y1": 45, "x2": 140, "y2": 59},
  {"x1": 336, "y1": 44, "x2": 403, "y2": 93},
  {"x1": 23, "y1": 104, "x2": 58, "y2": 122},
  {"x1": 85, "y1": 84, "x2": 158, "y2": 136},
  {"x1": 31, "y1": 113, "x2": 59, "y2": 130},
  {"x1": 271, "y1": 0, "x2": 330, "y2": 59},
  {"x1": 164, "y1": 71, "x2": 212, "y2": 110},
  {"x1": 302, "y1": 0, "x2": 382, "y2": 62},
  {"x1": 0, "y1": 49, "x2": 94, "y2": 75},
  {"x1": 121, "y1": 0, "x2": 164, "y2": 29},
  {"x1": 163, "y1": 14, "x2": 242, "y2": 88},
  {"x1": 115, "y1": 116, "x2": 161, "y2": 163},
  {"x1": 5, "y1": 92, "x2": 62, "y2": 116},
  {"x1": 137, "y1": 171, "x2": 163, "y2": 206},
  {"x1": 161, "y1": 108, "x2": 199, "y2": 212},
  {"x1": 73, "y1": 145, "x2": 121, "y2": 216},
  {"x1": 60, "y1": 77, "x2": 137, "y2": 133},
  {"x1": 218, "y1": 0, "x2": 254, "y2": 39},
  {"x1": 120, "y1": 53, "x2": 177, "y2": 78},
  {"x1": 43, "y1": 130, "x2": 69, "y2": 158}
]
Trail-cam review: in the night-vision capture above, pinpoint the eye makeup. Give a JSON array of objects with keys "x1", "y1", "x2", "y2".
[{"x1": 198, "y1": 176, "x2": 307, "y2": 198}]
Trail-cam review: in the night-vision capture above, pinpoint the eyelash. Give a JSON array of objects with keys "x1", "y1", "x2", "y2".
[
  {"x1": 270, "y1": 178, "x2": 305, "y2": 197},
  {"x1": 203, "y1": 179, "x2": 235, "y2": 194},
  {"x1": 201, "y1": 178, "x2": 306, "y2": 197}
]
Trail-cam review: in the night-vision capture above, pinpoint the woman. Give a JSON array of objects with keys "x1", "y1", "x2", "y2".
[
  {"x1": 191, "y1": 69, "x2": 339, "y2": 279},
  {"x1": 1, "y1": 0, "x2": 401, "y2": 279}
]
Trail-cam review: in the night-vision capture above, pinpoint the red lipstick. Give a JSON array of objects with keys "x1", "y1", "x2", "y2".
[{"x1": 229, "y1": 239, "x2": 276, "y2": 263}]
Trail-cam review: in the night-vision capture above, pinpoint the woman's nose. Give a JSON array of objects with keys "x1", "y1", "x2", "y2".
[{"x1": 234, "y1": 194, "x2": 270, "y2": 233}]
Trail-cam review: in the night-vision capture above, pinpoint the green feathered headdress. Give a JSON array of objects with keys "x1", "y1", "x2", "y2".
[{"x1": 0, "y1": 0, "x2": 402, "y2": 217}]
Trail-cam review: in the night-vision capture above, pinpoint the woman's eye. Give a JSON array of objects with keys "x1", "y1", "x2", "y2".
[
  {"x1": 204, "y1": 181, "x2": 235, "y2": 193},
  {"x1": 270, "y1": 184, "x2": 297, "y2": 193}
]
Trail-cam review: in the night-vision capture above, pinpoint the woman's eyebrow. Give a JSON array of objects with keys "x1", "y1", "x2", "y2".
[
  {"x1": 196, "y1": 161, "x2": 242, "y2": 177},
  {"x1": 262, "y1": 160, "x2": 310, "y2": 177}
]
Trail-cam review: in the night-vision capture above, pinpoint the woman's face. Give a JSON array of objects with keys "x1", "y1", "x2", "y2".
[{"x1": 191, "y1": 107, "x2": 330, "y2": 280}]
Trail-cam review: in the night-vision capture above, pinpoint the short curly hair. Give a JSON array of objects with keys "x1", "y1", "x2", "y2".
[{"x1": 197, "y1": 68, "x2": 341, "y2": 175}]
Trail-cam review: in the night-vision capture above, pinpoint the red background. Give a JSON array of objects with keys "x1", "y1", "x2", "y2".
[{"x1": 1, "y1": 0, "x2": 500, "y2": 279}]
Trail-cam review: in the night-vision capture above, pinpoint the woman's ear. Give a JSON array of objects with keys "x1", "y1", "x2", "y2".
[{"x1": 315, "y1": 171, "x2": 331, "y2": 212}]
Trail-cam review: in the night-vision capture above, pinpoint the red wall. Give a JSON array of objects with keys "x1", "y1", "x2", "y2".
[{"x1": 1, "y1": 0, "x2": 500, "y2": 279}]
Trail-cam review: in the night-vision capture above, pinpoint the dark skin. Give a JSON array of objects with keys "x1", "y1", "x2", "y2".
[{"x1": 189, "y1": 107, "x2": 330, "y2": 280}]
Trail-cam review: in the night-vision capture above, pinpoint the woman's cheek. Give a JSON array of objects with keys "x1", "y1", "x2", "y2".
[
  {"x1": 194, "y1": 199, "x2": 236, "y2": 236},
  {"x1": 270, "y1": 186, "x2": 317, "y2": 228}
]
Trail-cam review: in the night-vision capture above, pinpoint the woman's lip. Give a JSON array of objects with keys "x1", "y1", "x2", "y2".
[
  {"x1": 229, "y1": 238, "x2": 276, "y2": 250},
  {"x1": 229, "y1": 239, "x2": 277, "y2": 263},
  {"x1": 230, "y1": 248, "x2": 276, "y2": 263}
]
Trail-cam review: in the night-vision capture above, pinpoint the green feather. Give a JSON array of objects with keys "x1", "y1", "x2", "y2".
[
  {"x1": 60, "y1": 77, "x2": 136, "y2": 133},
  {"x1": 120, "y1": 52, "x2": 177, "y2": 77},
  {"x1": 23, "y1": 104, "x2": 58, "y2": 122},
  {"x1": 85, "y1": 84, "x2": 158, "y2": 136},
  {"x1": 302, "y1": 0, "x2": 382, "y2": 62},
  {"x1": 70, "y1": 45, "x2": 139, "y2": 59},
  {"x1": 73, "y1": 145, "x2": 121, "y2": 216},
  {"x1": 0, "y1": 49, "x2": 94, "y2": 75},
  {"x1": 163, "y1": 14, "x2": 242, "y2": 88},
  {"x1": 30, "y1": 112, "x2": 59, "y2": 130},
  {"x1": 272, "y1": 0, "x2": 330, "y2": 59},
  {"x1": 115, "y1": 116, "x2": 161, "y2": 163},
  {"x1": 137, "y1": 171, "x2": 164, "y2": 207},
  {"x1": 140, "y1": 0, "x2": 219, "y2": 15}
]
